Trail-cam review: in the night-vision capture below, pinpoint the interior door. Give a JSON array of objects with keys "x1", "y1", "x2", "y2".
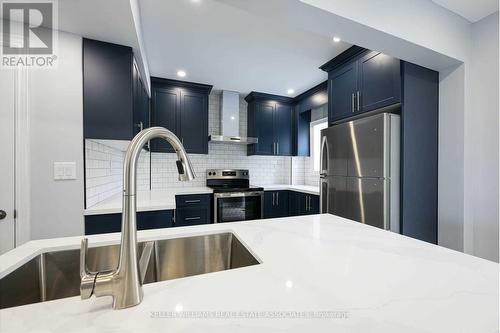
[{"x1": 0, "y1": 69, "x2": 16, "y2": 254}]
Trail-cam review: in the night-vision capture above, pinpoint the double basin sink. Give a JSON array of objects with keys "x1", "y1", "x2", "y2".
[{"x1": 0, "y1": 232, "x2": 259, "y2": 309}]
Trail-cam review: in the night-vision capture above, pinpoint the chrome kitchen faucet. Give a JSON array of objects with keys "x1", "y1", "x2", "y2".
[{"x1": 79, "y1": 127, "x2": 195, "y2": 309}]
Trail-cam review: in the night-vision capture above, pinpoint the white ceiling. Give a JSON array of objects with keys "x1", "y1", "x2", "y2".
[
  {"x1": 139, "y1": 0, "x2": 351, "y2": 96},
  {"x1": 431, "y1": 0, "x2": 499, "y2": 22}
]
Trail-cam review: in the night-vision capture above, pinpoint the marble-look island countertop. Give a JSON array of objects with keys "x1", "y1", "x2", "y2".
[{"x1": 0, "y1": 214, "x2": 498, "y2": 332}]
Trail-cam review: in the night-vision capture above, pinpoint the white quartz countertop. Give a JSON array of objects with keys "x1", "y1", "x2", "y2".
[
  {"x1": 256, "y1": 184, "x2": 320, "y2": 195},
  {"x1": 84, "y1": 185, "x2": 319, "y2": 215},
  {"x1": 84, "y1": 188, "x2": 213, "y2": 215},
  {"x1": 0, "y1": 214, "x2": 497, "y2": 332}
]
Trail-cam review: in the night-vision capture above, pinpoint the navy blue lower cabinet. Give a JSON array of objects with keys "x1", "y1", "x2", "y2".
[
  {"x1": 264, "y1": 191, "x2": 289, "y2": 218},
  {"x1": 289, "y1": 192, "x2": 319, "y2": 216},
  {"x1": 84, "y1": 210, "x2": 174, "y2": 235},
  {"x1": 175, "y1": 194, "x2": 212, "y2": 226}
]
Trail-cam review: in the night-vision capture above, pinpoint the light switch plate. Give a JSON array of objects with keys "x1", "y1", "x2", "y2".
[{"x1": 54, "y1": 162, "x2": 76, "y2": 180}]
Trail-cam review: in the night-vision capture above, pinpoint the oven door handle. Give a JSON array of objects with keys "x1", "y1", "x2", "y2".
[{"x1": 214, "y1": 191, "x2": 263, "y2": 198}]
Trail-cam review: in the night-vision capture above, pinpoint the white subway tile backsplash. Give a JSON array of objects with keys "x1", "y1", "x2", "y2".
[{"x1": 85, "y1": 139, "x2": 150, "y2": 207}]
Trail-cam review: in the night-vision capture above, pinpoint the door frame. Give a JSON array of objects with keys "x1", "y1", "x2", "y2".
[{"x1": 1, "y1": 32, "x2": 32, "y2": 248}]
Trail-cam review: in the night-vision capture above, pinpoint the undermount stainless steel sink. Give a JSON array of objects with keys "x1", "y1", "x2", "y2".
[{"x1": 0, "y1": 232, "x2": 259, "y2": 309}]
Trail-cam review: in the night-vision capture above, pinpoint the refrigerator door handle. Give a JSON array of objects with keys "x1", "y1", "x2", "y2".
[{"x1": 320, "y1": 135, "x2": 329, "y2": 175}]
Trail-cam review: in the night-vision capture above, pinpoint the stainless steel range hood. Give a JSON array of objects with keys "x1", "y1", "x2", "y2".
[{"x1": 209, "y1": 90, "x2": 258, "y2": 144}]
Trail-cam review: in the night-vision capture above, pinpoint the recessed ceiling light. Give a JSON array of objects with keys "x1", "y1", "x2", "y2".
[
  {"x1": 333, "y1": 36, "x2": 341, "y2": 43},
  {"x1": 177, "y1": 70, "x2": 186, "y2": 78},
  {"x1": 287, "y1": 89, "x2": 295, "y2": 95},
  {"x1": 191, "y1": 0, "x2": 201, "y2": 3}
]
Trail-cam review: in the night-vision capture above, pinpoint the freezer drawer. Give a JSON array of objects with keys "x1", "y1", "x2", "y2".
[
  {"x1": 321, "y1": 176, "x2": 349, "y2": 219},
  {"x1": 346, "y1": 177, "x2": 387, "y2": 229}
]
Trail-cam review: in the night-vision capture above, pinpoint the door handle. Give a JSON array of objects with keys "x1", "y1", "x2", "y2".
[
  {"x1": 351, "y1": 93, "x2": 355, "y2": 112},
  {"x1": 0, "y1": 210, "x2": 6, "y2": 220},
  {"x1": 357, "y1": 91, "x2": 360, "y2": 112}
]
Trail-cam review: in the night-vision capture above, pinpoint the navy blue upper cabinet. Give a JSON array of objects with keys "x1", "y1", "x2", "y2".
[
  {"x1": 275, "y1": 103, "x2": 293, "y2": 156},
  {"x1": 150, "y1": 87, "x2": 179, "y2": 153},
  {"x1": 150, "y1": 77, "x2": 212, "y2": 154},
  {"x1": 329, "y1": 61, "x2": 358, "y2": 122},
  {"x1": 246, "y1": 92, "x2": 294, "y2": 156},
  {"x1": 358, "y1": 51, "x2": 401, "y2": 112},
  {"x1": 321, "y1": 46, "x2": 401, "y2": 124},
  {"x1": 253, "y1": 103, "x2": 275, "y2": 155},
  {"x1": 83, "y1": 38, "x2": 149, "y2": 140}
]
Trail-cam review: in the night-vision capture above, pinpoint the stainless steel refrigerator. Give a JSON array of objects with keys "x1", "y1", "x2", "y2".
[{"x1": 320, "y1": 113, "x2": 400, "y2": 232}]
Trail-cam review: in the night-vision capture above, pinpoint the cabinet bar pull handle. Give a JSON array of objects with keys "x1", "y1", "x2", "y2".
[
  {"x1": 277, "y1": 142, "x2": 279, "y2": 155},
  {"x1": 357, "y1": 91, "x2": 360, "y2": 112},
  {"x1": 184, "y1": 199, "x2": 201, "y2": 203},
  {"x1": 185, "y1": 216, "x2": 201, "y2": 221},
  {"x1": 351, "y1": 93, "x2": 355, "y2": 113},
  {"x1": 272, "y1": 192, "x2": 275, "y2": 206},
  {"x1": 276, "y1": 192, "x2": 279, "y2": 206}
]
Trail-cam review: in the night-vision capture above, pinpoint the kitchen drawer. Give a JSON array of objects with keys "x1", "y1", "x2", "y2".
[
  {"x1": 175, "y1": 207, "x2": 210, "y2": 226},
  {"x1": 84, "y1": 210, "x2": 174, "y2": 235},
  {"x1": 175, "y1": 194, "x2": 211, "y2": 207}
]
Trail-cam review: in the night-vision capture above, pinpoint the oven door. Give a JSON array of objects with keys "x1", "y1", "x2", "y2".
[{"x1": 214, "y1": 192, "x2": 264, "y2": 223}]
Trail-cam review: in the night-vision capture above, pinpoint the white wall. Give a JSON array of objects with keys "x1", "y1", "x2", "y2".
[
  {"x1": 29, "y1": 31, "x2": 85, "y2": 239},
  {"x1": 438, "y1": 64, "x2": 465, "y2": 252},
  {"x1": 464, "y1": 12, "x2": 499, "y2": 261}
]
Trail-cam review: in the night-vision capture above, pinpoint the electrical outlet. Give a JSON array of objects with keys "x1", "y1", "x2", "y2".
[{"x1": 54, "y1": 162, "x2": 76, "y2": 180}]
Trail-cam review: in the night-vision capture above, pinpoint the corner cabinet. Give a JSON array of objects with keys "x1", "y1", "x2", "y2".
[
  {"x1": 321, "y1": 47, "x2": 401, "y2": 124},
  {"x1": 150, "y1": 77, "x2": 212, "y2": 154},
  {"x1": 246, "y1": 92, "x2": 294, "y2": 156},
  {"x1": 83, "y1": 38, "x2": 149, "y2": 140}
]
